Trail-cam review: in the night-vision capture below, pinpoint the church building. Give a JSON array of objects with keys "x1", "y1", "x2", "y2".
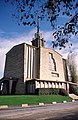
[{"x1": 0, "y1": 27, "x2": 69, "y2": 95}]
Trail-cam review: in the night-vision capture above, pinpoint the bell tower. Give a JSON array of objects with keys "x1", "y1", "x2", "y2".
[{"x1": 31, "y1": 18, "x2": 45, "y2": 48}]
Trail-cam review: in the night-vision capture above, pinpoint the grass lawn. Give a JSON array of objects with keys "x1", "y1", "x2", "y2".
[{"x1": 0, "y1": 95, "x2": 72, "y2": 106}]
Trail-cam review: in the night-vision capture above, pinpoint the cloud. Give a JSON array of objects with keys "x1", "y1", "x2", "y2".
[
  {"x1": 41, "y1": 30, "x2": 55, "y2": 48},
  {"x1": 56, "y1": 34, "x2": 78, "y2": 57},
  {"x1": 0, "y1": 29, "x2": 54, "y2": 78},
  {"x1": 0, "y1": 29, "x2": 36, "y2": 78}
]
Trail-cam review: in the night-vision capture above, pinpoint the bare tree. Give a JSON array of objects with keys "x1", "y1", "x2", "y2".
[{"x1": 67, "y1": 52, "x2": 78, "y2": 83}]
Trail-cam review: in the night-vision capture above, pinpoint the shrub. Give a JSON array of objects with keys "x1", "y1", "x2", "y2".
[
  {"x1": 69, "y1": 85, "x2": 78, "y2": 95},
  {"x1": 35, "y1": 88, "x2": 68, "y2": 96},
  {"x1": 75, "y1": 87, "x2": 78, "y2": 95},
  {"x1": 73, "y1": 87, "x2": 78, "y2": 95},
  {"x1": 59, "y1": 89, "x2": 68, "y2": 96},
  {"x1": 52, "y1": 88, "x2": 59, "y2": 95}
]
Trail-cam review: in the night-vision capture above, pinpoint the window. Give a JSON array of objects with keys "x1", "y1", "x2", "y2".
[
  {"x1": 0, "y1": 83, "x2": 3, "y2": 91},
  {"x1": 49, "y1": 53, "x2": 56, "y2": 71}
]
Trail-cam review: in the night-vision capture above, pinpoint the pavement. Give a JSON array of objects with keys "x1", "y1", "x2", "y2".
[{"x1": 0, "y1": 101, "x2": 78, "y2": 120}]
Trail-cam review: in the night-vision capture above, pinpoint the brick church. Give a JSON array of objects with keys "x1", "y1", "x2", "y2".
[{"x1": 0, "y1": 26, "x2": 70, "y2": 95}]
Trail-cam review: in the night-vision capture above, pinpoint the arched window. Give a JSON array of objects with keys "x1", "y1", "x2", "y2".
[{"x1": 49, "y1": 53, "x2": 56, "y2": 71}]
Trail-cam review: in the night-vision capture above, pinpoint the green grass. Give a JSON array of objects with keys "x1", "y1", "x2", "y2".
[{"x1": 0, "y1": 95, "x2": 72, "y2": 106}]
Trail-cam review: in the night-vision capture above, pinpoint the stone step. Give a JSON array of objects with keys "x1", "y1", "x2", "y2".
[{"x1": 69, "y1": 94, "x2": 78, "y2": 100}]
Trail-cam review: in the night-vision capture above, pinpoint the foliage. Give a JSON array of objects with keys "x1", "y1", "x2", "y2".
[
  {"x1": 0, "y1": 95, "x2": 72, "y2": 106},
  {"x1": 70, "y1": 85, "x2": 78, "y2": 95},
  {"x1": 37, "y1": 88, "x2": 59, "y2": 95},
  {"x1": 5, "y1": 0, "x2": 78, "y2": 49},
  {"x1": 59, "y1": 89, "x2": 68, "y2": 96},
  {"x1": 75, "y1": 87, "x2": 78, "y2": 95},
  {"x1": 52, "y1": 13, "x2": 78, "y2": 49},
  {"x1": 51, "y1": 88, "x2": 59, "y2": 95},
  {"x1": 36, "y1": 88, "x2": 68, "y2": 96}
]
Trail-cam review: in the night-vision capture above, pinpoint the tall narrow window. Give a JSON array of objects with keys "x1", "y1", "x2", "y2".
[{"x1": 49, "y1": 53, "x2": 56, "y2": 71}]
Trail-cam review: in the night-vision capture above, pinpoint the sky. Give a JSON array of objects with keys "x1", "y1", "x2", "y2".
[{"x1": 0, "y1": 0, "x2": 78, "y2": 78}]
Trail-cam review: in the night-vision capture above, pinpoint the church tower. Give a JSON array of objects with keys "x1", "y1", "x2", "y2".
[{"x1": 31, "y1": 18, "x2": 45, "y2": 48}]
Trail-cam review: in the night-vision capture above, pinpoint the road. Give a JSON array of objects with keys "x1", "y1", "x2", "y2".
[{"x1": 0, "y1": 101, "x2": 78, "y2": 120}]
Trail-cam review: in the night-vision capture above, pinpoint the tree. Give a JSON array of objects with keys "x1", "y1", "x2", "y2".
[
  {"x1": 67, "y1": 52, "x2": 78, "y2": 83},
  {"x1": 53, "y1": 13, "x2": 78, "y2": 49},
  {"x1": 5, "y1": 0, "x2": 78, "y2": 49}
]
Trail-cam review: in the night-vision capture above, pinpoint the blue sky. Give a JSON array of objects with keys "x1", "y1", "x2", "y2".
[{"x1": 0, "y1": 0, "x2": 78, "y2": 78}]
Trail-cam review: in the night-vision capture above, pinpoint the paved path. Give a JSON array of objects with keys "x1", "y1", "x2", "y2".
[{"x1": 0, "y1": 101, "x2": 78, "y2": 120}]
